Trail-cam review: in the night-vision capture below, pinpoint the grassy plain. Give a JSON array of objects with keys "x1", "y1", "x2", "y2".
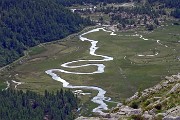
[{"x1": 0, "y1": 22, "x2": 179, "y2": 114}]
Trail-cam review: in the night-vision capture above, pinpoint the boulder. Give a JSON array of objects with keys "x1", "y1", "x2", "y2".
[
  {"x1": 172, "y1": 74, "x2": 180, "y2": 79},
  {"x1": 142, "y1": 92, "x2": 149, "y2": 97},
  {"x1": 165, "y1": 76, "x2": 177, "y2": 83},
  {"x1": 153, "y1": 97, "x2": 162, "y2": 99},
  {"x1": 120, "y1": 106, "x2": 133, "y2": 114},
  {"x1": 75, "y1": 116, "x2": 113, "y2": 120},
  {"x1": 167, "y1": 83, "x2": 180, "y2": 95},
  {"x1": 117, "y1": 103, "x2": 123, "y2": 107},
  {"x1": 104, "y1": 113, "x2": 111, "y2": 118},
  {"x1": 117, "y1": 112, "x2": 126, "y2": 115},
  {"x1": 142, "y1": 113, "x2": 154, "y2": 120},
  {"x1": 149, "y1": 108, "x2": 157, "y2": 115},
  {"x1": 162, "y1": 81, "x2": 168, "y2": 87},
  {"x1": 165, "y1": 106, "x2": 180, "y2": 117},
  {"x1": 126, "y1": 92, "x2": 139, "y2": 102},
  {"x1": 119, "y1": 106, "x2": 142, "y2": 116},
  {"x1": 127, "y1": 108, "x2": 142, "y2": 116},
  {"x1": 154, "y1": 84, "x2": 162, "y2": 90},
  {"x1": 163, "y1": 116, "x2": 180, "y2": 120}
]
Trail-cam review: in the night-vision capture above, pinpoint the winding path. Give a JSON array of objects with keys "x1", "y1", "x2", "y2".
[{"x1": 45, "y1": 28, "x2": 116, "y2": 114}]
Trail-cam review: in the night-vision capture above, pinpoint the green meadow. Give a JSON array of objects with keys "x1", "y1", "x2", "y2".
[{"x1": 0, "y1": 22, "x2": 179, "y2": 112}]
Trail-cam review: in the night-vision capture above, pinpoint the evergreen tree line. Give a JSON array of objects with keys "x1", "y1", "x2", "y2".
[
  {"x1": 111, "y1": 6, "x2": 159, "y2": 22},
  {"x1": 0, "y1": 89, "x2": 78, "y2": 120},
  {"x1": 96, "y1": 4, "x2": 160, "y2": 26},
  {"x1": 65, "y1": 0, "x2": 179, "y2": 19},
  {"x1": 147, "y1": 0, "x2": 180, "y2": 8},
  {"x1": 171, "y1": 9, "x2": 180, "y2": 18},
  {"x1": 147, "y1": 0, "x2": 180, "y2": 18},
  {"x1": 100, "y1": 5, "x2": 160, "y2": 17},
  {"x1": 1, "y1": 0, "x2": 179, "y2": 67},
  {"x1": 0, "y1": 0, "x2": 92, "y2": 67},
  {"x1": 57, "y1": 0, "x2": 180, "y2": 8},
  {"x1": 56, "y1": 0, "x2": 130, "y2": 6}
]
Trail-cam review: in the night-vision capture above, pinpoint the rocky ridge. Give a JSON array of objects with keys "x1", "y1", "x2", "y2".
[{"x1": 76, "y1": 73, "x2": 180, "y2": 120}]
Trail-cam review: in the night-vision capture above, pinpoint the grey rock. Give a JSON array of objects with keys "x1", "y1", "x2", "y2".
[
  {"x1": 75, "y1": 116, "x2": 101, "y2": 120},
  {"x1": 162, "y1": 81, "x2": 168, "y2": 87},
  {"x1": 153, "y1": 97, "x2": 162, "y2": 99},
  {"x1": 142, "y1": 113, "x2": 154, "y2": 120},
  {"x1": 117, "y1": 112, "x2": 126, "y2": 115},
  {"x1": 117, "y1": 103, "x2": 123, "y2": 107},
  {"x1": 167, "y1": 83, "x2": 180, "y2": 95},
  {"x1": 120, "y1": 106, "x2": 142, "y2": 116},
  {"x1": 154, "y1": 84, "x2": 162, "y2": 90},
  {"x1": 163, "y1": 116, "x2": 180, "y2": 120},
  {"x1": 165, "y1": 106, "x2": 180, "y2": 117},
  {"x1": 126, "y1": 92, "x2": 139, "y2": 102},
  {"x1": 172, "y1": 74, "x2": 180, "y2": 79},
  {"x1": 144, "y1": 111, "x2": 148, "y2": 114},
  {"x1": 149, "y1": 108, "x2": 157, "y2": 115},
  {"x1": 127, "y1": 108, "x2": 142, "y2": 116},
  {"x1": 105, "y1": 113, "x2": 111, "y2": 118},
  {"x1": 120, "y1": 106, "x2": 133, "y2": 114}
]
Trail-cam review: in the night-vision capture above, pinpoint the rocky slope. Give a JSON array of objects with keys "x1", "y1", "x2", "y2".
[{"x1": 76, "y1": 73, "x2": 180, "y2": 120}]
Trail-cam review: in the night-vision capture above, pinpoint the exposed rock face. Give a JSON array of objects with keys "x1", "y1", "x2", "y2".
[
  {"x1": 76, "y1": 73, "x2": 180, "y2": 120},
  {"x1": 124, "y1": 73, "x2": 180, "y2": 119},
  {"x1": 163, "y1": 106, "x2": 180, "y2": 120},
  {"x1": 119, "y1": 106, "x2": 142, "y2": 116},
  {"x1": 125, "y1": 73, "x2": 180, "y2": 120},
  {"x1": 117, "y1": 103, "x2": 123, "y2": 107},
  {"x1": 126, "y1": 92, "x2": 139, "y2": 102},
  {"x1": 167, "y1": 83, "x2": 180, "y2": 95},
  {"x1": 142, "y1": 111, "x2": 154, "y2": 120},
  {"x1": 127, "y1": 73, "x2": 180, "y2": 101},
  {"x1": 163, "y1": 116, "x2": 180, "y2": 120},
  {"x1": 75, "y1": 117, "x2": 102, "y2": 120},
  {"x1": 107, "y1": 105, "x2": 142, "y2": 119}
]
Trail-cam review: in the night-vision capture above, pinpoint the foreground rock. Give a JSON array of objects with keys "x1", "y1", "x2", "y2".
[
  {"x1": 76, "y1": 73, "x2": 180, "y2": 120},
  {"x1": 163, "y1": 106, "x2": 180, "y2": 120}
]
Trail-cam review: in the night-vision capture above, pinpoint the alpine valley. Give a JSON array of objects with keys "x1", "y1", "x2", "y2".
[{"x1": 0, "y1": 0, "x2": 179, "y2": 120}]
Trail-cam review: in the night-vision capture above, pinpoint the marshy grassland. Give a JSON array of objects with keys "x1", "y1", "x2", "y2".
[{"x1": 0, "y1": 21, "x2": 179, "y2": 108}]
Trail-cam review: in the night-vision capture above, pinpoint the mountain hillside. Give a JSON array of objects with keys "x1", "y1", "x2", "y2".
[{"x1": 0, "y1": 0, "x2": 92, "y2": 67}]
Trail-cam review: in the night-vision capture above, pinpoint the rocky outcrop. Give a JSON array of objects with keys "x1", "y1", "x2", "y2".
[
  {"x1": 125, "y1": 73, "x2": 180, "y2": 120},
  {"x1": 163, "y1": 106, "x2": 180, "y2": 120},
  {"x1": 76, "y1": 73, "x2": 180, "y2": 120},
  {"x1": 167, "y1": 83, "x2": 180, "y2": 95},
  {"x1": 124, "y1": 73, "x2": 180, "y2": 120},
  {"x1": 75, "y1": 116, "x2": 102, "y2": 120},
  {"x1": 142, "y1": 111, "x2": 154, "y2": 120},
  {"x1": 126, "y1": 92, "x2": 139, "y2": 102},
  {"x1": 127, "y1": 73, "x2": 180, "y2": 102}
]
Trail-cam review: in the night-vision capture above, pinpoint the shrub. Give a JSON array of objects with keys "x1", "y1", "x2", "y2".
[
  {"x1": 131, "y1": 115, "x2": 144, "y2": 120},
  {"x1": 130, "y1": 101, "x2": 139, "y2": 109},
  {"x1": 155, "y1": 104, "x2": 162, "y2": 110}
]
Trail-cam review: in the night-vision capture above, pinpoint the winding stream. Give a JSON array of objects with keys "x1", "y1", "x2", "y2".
[
  {"x1": 2, "y1": 25, "x2": 175, "y2": 114},
  {"x1": 45, "y1": 27, "x2": 170, "y2": 113},
  {"x1": 45, "y1": 28, "x2": 116, "y2": 114},
  {"x1": 2, "y1": 26, "x2": 171, "y2": 113}
]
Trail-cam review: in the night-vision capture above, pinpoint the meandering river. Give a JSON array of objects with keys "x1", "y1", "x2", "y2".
[
  {"x1": 45, "y1": 27, "x2": 170, "y2": 114},
  {"x1": 45, "y1": 28, "x2": 116, "y2": 114}
]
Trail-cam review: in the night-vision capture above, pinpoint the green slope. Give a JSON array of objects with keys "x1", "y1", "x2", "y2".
[{"x1": 0, "y1": 0, "x2": 92, "y2": 67}]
